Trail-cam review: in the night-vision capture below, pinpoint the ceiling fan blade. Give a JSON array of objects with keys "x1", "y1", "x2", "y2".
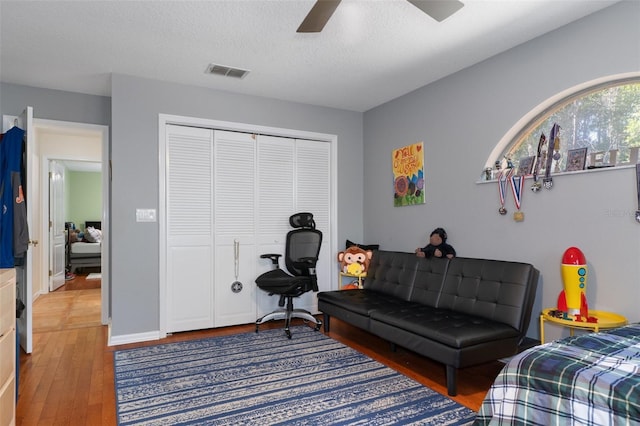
[
  {"x1": 297, "y1": 0, "x2": 342, "y2": 33},
  {"x1": 406, "y1": 0, "x2": 464, "y2": 22}
]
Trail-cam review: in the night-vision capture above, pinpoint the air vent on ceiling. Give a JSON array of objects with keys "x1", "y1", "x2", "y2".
[{"x1": 205, "y1": 63, "x2": 250, "y2": 79}]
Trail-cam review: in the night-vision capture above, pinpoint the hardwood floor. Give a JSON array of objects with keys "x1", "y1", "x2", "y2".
[{"x1": 17, "y1": 280, "x2": 503, "y2": 425}]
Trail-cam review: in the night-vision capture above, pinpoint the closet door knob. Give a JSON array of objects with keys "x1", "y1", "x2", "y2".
[{"x1": 29, "y1": 240, "x2": 39, "y2": 246}]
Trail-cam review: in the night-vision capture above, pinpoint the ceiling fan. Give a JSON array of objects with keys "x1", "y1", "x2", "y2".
[{"x1": 297, "y1": 0, "x2": 464, "y2": 33}]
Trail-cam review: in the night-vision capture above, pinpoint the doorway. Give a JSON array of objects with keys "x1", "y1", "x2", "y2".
[
  {"x1": 33, "y1": 119, "x2": 109, "y2": 327},
  {"x1": 53, "y1": 159, "x2": 102, "y2": 286}
]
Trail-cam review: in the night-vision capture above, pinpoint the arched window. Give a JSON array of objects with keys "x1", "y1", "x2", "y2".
[{"x1": 484, "y1": 75, "x2": 640, "y2": 180}]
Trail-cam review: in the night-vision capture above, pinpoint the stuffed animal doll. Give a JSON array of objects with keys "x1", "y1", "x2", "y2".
[{"x1": 337, "y1": 246, "x2": 373, "y2": 277}]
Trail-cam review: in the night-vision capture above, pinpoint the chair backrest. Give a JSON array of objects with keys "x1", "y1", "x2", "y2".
[{"x1": 284, "y1": 213, "x2": 322, "y2": 277}]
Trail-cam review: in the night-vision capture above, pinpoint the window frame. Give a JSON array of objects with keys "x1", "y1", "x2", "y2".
[{"x1": 484, "y1": 72, "x2": 640, "y2": 176}]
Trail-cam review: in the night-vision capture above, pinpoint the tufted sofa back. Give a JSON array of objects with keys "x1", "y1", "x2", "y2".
[
  {"x1": 362, "y1": 251, "x2": 539, "y2": 335},
  {"x1": 363, "y1": 250, "x2": 418, "y2": 301},
  {"x1": 408, "y1": 256, "x2": 450, "y2": 307},
  {"x1": 436, "y1": 257, "x2": 539, "y2": 333}
]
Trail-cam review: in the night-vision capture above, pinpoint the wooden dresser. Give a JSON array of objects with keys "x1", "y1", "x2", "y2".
[{"x1": 0, "y1": 268, "x2": 16, "y2": 426}]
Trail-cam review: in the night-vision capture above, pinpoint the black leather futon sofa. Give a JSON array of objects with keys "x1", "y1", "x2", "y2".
[{"x1": 317, "y1": 250, "x2": 539, "y2": 396}]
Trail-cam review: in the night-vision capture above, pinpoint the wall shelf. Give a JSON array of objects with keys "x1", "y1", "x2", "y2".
[{"x1": 476, "y1": 163, "x2": 637, "y2": 185}]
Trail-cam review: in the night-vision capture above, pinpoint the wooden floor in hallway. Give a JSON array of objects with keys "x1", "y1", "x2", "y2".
[{"x1": 32, "y1": 289, "x2": 101, "y2": 333}]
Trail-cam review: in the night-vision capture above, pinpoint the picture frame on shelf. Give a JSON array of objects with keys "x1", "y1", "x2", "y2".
[
  {"x1": 516, "y1": 155, "x2": 535, "y2": 176},
  {"x1": 566, "y1": 147, "x2": 588, "y2": 172}
]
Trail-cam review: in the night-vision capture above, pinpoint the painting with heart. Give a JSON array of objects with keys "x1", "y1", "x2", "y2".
[{"x1": 392, "y1": 141, "x2": 425, "y2": 207}]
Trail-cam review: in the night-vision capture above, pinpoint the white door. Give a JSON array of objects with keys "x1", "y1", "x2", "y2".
[
  {"x1": 255, "y1": 135, "x2": 295, "y2": 317},
  {"x1": 49, "y1": 161, "x2": 65, "y2": 291},
  {"x1": 17, "y1": 106, "x2": 34, "y2": 353},
  {"x1": 213, "y1": 130, "x2": 257, "y2": 326},
  {"x1": 165, "y1": 125, "x2": 215, "y2": 333},
  {"x1": 254, "y1": 136, "x2": 331, "y2": 316},
  {"x1": 162, "y1": 122, "x2": 333, "y2": 333},
  {"x1": 294, "y1": 139, "x2": 332, "y2": 312}
]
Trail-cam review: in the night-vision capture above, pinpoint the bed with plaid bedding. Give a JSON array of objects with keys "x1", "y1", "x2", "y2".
[{"x1": 474, "y1": 323, "x2": 640, "y2": 425}]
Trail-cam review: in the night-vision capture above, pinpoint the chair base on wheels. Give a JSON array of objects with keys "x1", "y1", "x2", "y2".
[{"x1": 255, "y1": 296, "x2": 322, "y2": 339}]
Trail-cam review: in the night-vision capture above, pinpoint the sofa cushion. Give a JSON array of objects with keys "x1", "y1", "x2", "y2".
[
  {"x1": 436, "y1": 257, "x2": 538, "y2": 332},
  {"x1": 363, "y1": 250, "x2": 418, "y2": 301},
  {"x1": 317, "y1": 290, "x2": 408, "y2": 317},
  {"x1": 369, "y1": 304, "x2": 519, "y2": 348}
]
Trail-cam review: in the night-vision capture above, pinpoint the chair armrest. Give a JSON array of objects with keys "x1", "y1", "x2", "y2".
[{"x1": 260, "y1": 253, "x2": 282, "y2": 265}]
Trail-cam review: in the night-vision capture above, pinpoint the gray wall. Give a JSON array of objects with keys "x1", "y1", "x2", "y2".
[
  {"x1": 110, "y1": 74, "x2": 364, "y2": 336},
  {"x1": 0, "y1": 83, "x2": 111, "y2": 125},
  {"x1": 363, "y1": 1, "x2": 640, "y2": 339}
]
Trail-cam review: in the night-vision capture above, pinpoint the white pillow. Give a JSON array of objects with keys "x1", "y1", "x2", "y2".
[{"x1": 85, "y1": 226, "x2": 102, "y2": 243}]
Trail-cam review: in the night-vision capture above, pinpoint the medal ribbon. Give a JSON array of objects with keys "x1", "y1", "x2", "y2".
[
  {"x1": 533, "y1": 133, "x2": 546, "y2": 182},
  {"x1": 498, "y1": 170, "x2": 510, "y2": 207},
  {"x1": 510, "y1": 174, "x2": 524, "y2": 210},
  {"x1": 544, "y1": 124, "x2": 560, "y2": 181}
]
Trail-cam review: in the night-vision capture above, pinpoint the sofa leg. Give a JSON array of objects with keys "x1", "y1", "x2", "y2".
[
  {"x1": 389, "y1": 342, "x2": 397, "y2": 352},
  {"x1": 446, "y1": 365, "x2": 458, "y2": 396},
  {"x1": 323, "y1": 313, "x2": 330, "y2": 332}
]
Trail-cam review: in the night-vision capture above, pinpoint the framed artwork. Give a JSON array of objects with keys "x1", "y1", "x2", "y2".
[
  {"x1": 566, "y1": 147, "x2": 588, "y2": 172},
  {"x1": 392, "y1": 142, "x2": 425, "y2": 207},
  {"x1": 516, "y1": 155, "x2": 535, "y2": 176}
]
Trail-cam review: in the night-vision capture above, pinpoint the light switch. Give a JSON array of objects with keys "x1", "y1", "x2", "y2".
[{"x1": 136, "y1": 208, "x2": 157, "y2": 222}]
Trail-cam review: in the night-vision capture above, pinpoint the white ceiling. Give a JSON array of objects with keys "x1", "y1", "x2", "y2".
[{"x1": 0, "y1": 0, "x2": 620, "y2": 112}]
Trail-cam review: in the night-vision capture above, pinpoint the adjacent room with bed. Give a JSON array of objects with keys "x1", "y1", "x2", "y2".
[
  {"x1": 66, "y1": 220, "x2": 102, "y2": 279},
  {"x1": 62, "y1": 162, "x2": 103, "y2": 283}
]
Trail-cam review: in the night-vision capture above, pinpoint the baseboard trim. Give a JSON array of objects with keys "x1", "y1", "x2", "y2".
[{"x1": 108, "y1": 326, "x2": 162, "y2": 346}]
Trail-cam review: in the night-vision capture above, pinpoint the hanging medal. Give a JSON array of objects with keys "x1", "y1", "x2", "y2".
[
  {"x1": 543, "y1": 123, "x2": 560, "y2": 189},
  {"x1": 510, "y1": 173, "x2": 525, "y2": 222},
  {"x1": 531, "y1": 133, "x2": 546, "y2": 192},
  {"x1": 497, "y1": 169, "x2": 510, "y2": 215}
]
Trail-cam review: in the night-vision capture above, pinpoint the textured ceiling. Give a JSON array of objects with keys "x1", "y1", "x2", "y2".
[{"x1": 0, "y1": 0, "x2": 620, "y2": 112}]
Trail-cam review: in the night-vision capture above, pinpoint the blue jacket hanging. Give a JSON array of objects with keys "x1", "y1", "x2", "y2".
[{"x1": 0, "y1": 126, "x2": 29, "y2": 268}]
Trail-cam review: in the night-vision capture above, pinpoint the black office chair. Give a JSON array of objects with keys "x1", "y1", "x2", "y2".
[{"x1": 255, "y1": 212, "x2": 323, "y2": 339}]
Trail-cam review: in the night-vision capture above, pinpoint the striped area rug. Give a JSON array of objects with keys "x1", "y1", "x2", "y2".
[{"x1": 114, "y1": 326, "x2": 476, "y2": 425}]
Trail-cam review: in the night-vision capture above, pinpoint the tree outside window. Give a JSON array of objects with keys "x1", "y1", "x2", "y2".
[{"x1": 501, "y1": 80, "x2": 640, "y2": 175}]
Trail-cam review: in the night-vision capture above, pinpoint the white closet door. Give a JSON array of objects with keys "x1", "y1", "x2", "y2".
[
  {"x1": 163, "y1": 122, "x2": 333, "y2": 332},
  {"x1": 295, "y1": 139, "x2": 332, "y2": 312},
  {"x1": 213, "y1": 130, "x2": 257, "y2": 327},
  {"x1": 166, "y1": 125, "x2": 214, "y2": 333},
  {"x1": 255, "y1": 135, "x2": 295, "y2": 316},
  {"x1": 256, "y1": 136, "x2": 331, "y2": 315}
]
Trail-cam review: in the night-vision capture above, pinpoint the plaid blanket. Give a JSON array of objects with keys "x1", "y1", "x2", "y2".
[{"x1": 474, "y1": 323, "x2": 640, "y2": 425}]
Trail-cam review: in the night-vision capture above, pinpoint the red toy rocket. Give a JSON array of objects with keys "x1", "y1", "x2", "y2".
[{"x1": 557, "y1": 247, "x2": 589, "y2": 318}]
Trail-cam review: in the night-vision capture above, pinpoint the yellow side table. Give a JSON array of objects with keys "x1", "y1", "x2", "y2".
[
  {"x1": 339, "y1": 271, "x2": 366, "y2": 289},
  {"x1": 539, "y1": 308, "x2": 627, "y2": 344}
]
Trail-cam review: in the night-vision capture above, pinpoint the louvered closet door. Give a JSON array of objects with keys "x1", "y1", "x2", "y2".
[
  {"x1": 255, "y1": 135, "x2": 295, "y2": 317},
  {"x1": 255, "y1": 136, "x2": 331, "y2": 316},
  {"x1": 165, "y1": 125, "x2": 332, "y2": 332},
  {"x1": 295, "y1": 139, "x2": 331, "y2": 312},
  {"x1": 166, "y1": 125, "x2": 214, "y2": 333},
  {"x1": 213, "y1": 131, "x2": 257, "y2": 327}
]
